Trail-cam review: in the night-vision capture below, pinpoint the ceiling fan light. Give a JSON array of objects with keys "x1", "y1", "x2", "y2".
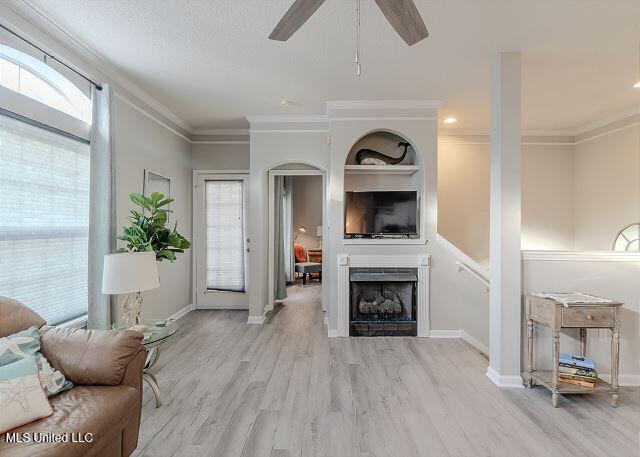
[{"x1": 443, "y1": 117, "x2": 457, "y2": 124}]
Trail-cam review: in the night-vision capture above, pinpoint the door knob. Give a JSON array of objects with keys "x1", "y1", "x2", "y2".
[{"x1": 586, "y1": 314, "x2": 594, "y2": 320}]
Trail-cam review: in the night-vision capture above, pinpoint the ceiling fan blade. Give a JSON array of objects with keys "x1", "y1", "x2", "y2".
[
  {"x1": 269, "y1": 0, "x2": 326, "y2": 41},
  {"x1": 374, "y1": 0, "x2": 429, "y2": 46}
]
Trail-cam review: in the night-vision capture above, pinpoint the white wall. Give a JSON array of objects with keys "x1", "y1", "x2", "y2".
[
  {"x1": 573, "y1": 125, "x2": 640, "y2": 251},
  {"x1": 292, "y1": 175, "x2": 323, "y2": 249},
  {"x1": 438, "y1": 138, "x2": 576, "y2": 259},
  {"x1": 248, "y1": 127, "x2": 329, "y2": 319},
  {"x1": 113, "y1": 96, "x2": 192, "y2": 321},
  {"x1": 191, "y1": 142, "x2": 250, "y2": 170},
  {"x1": 523, "y1": 257, "x2": 640, "y2": 384}
]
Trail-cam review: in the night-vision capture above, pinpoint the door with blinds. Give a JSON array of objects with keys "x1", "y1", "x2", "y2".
[{"x1": 195, "y1": 173, "x2": 250, "y2": 309}]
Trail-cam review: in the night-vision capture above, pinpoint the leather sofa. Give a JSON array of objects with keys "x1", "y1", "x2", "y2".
[{"x1": 0, "y1": 296, "x2": 147, "y2": 457}]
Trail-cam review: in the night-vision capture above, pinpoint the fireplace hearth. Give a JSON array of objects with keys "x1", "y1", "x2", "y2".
[{"x1": 349, "y1": 267, "x2": 417, "y2": 336}]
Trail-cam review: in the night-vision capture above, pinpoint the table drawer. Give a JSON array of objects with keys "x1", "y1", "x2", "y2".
[{"x1": 561, "y1": 307, "x2": 615, "y2": 328}]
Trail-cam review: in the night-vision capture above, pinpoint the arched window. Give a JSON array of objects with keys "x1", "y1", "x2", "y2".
[
  {"x1": 0, "y1": 44, "x2": 91, "y2": 123},
  {"x1": 613, "y1": 223, "x2": 640, "y2": 252}
]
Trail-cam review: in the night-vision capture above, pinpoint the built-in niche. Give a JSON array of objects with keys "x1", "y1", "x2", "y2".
[{"x1": 343, "y1": 131, "x2": 423, "y2": 240}]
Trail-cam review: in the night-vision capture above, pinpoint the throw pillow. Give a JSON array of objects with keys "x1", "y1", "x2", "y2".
[
  {"x1": 0, "y1": 326, "x2": 73, "y2": 396},
  {"x1": 0, "y1": 357, "x2": 53, "y2": 433}
]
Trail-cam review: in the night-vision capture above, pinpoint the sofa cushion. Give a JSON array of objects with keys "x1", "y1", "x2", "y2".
[
  {"x1": 0, "y1": 357, "x2": 53, "y2": 434},
  {"x1": 0, "y1": 385, "x2": 137, "y2": 457},
  {"x1": 0, "y1": 296, "x2": 46, "y2": 338},
  {"x1": 39, "y1": 326, "x2": 144, "y2": 386},
  {"x1": 0, "y1": 326, "x2": 74, "y2": 397}
]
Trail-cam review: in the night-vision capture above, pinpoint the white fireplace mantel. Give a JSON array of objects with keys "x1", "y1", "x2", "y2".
[{"x1": 336, "y1": 254, "x2": 430, "y2": 337}]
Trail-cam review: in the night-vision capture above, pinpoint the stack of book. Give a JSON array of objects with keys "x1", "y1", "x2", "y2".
[{"x1": 559, "y1": 353, "x2": 598, "y2": 388}]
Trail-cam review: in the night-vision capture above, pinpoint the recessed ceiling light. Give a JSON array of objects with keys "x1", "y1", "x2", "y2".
[{"x1": 443, "y1": 117, "x2": 457, "y2": 124}]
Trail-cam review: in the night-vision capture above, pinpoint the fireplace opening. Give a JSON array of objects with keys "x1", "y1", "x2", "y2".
[{"x1": 349, "y1": 267, "x2": 417, "y2": 336}]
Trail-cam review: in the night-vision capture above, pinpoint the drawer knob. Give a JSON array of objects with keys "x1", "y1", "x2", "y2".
[{"x1": 586, "y1": 314, "x2": 594, "y2": 320}]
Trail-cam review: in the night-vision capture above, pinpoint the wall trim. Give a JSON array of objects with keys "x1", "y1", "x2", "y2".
[
  {"x1": 168, "y1": 303, "x2": 195, "y2": 321},
  {"x1": 249, "y1": 129, "x2": 330, "y2": 134},
  {"x1": 247, "y1": 315, "x2": 266, "y2": 325},
  {"x1": 485, "y1": 367, "x2": 524, "y2": 388},
  {"x1": 114, "y1": 93, "x2": 191, "y2": 143},
  {"x1": 574, "y1": 105, "x2": 640, "y2": 136},
  {"x1": 192, "y1": 128, "x2": 249, "y2": 136},
  {"x1": 191, "y1": 140, "x2": 250, "y2": 144},
  {"x1": 246, "y1": 114, "x2": 329, "y2": 124},
  {"x1": 326, "y1": 100, "x2": 443, "y2": 111},
  {"x1": 574, "y1": 120, "x2": 640, "y2": 145},
  {"x1": 522, "y1": 250, "x2": 640, "y2": 262},
  {"x1": 331, "y1": 116, "x2": 437, "y2": 122},
  {"x1": 460, "y1": 330, "x2": 489, "y2": 355},
  {"x1": 429, "y1": 330, "x2": 461, "y2": 338}
]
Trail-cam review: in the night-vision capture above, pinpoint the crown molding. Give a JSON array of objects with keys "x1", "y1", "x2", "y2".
[
  {"x1": 573, "y1": 105, "x2": 640, "y2": 137},
  {"x1": 326, "y1": 100, "x2": 443, "y2": 111},
  {"x1": 191, "y1": 128, "x2": 249, "y2": 136},
  {"x1": 4, "y1": 0, "x2": 192, "y2": 134},
  {"x1": 245, "y1": 114, "x2": 329, "y2": 124}
]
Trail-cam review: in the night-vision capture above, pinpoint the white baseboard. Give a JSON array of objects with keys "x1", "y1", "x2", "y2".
[
  {"x1": 168, "y1": 304, "x2": 194, "y2": 321},
  {"x1": 486, "y1": 366, "x2": 524, "y2": 388},
  {"x1": 429, "y1": 329, "x2": 461, "y2": 338},
  {"x1": 247, "y1": 315, "x2": 266, "y2": 324},
  {"x1": 460, "y1": 330, "x2": 489, "y2": 355},
  {"x1": 599, "y1": 374, "x2": 640, "y2": 387}
]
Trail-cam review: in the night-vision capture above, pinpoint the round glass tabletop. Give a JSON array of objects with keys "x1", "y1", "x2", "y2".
[{"x1": 112, "y1": 319, "x2": 179, "y2": 346}]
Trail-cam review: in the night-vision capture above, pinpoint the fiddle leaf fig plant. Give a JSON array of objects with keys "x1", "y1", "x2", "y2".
[{"x1": 117, "y1": 192, "x2": 191, "y2": 262}]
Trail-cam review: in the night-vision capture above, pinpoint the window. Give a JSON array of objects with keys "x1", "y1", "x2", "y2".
[
  {"x1": 205, "y1": 180, "x2": 246, "y2": 292},
  {"x1": 0, "y1": 114, "x2": 90, "y2": 325},
  {"x1": 613, "y1": 224, "x2": 640, "y2": 252},
  {"x1": 0, "y1": 45, "x2": 91, "y2": 123}
]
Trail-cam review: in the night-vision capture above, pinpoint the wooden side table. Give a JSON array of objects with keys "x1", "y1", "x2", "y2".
[{"x1": 523, "y1": 294, "x2": 622, "y2": 408}]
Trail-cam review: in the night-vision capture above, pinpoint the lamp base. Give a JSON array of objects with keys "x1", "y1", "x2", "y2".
[{"x1": 122, "y1": 292, "x2": 143, "y2": 327}]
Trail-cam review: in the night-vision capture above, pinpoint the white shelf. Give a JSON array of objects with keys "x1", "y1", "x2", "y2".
[{"x1": 344, "y1": 165, "x2": 419, "y2": 175}]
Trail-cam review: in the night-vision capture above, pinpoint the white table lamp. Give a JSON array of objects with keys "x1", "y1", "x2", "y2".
[{"x1": 102, "y1": 252, "x2": 159, "y2": 326}]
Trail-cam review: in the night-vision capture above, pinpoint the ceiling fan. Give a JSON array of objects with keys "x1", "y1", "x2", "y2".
[{"x1": 269, "y1": 0, "x2": 429, "y2": 46}]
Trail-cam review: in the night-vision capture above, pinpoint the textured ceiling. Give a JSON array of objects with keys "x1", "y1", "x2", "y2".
[{"x1": 25, "y1": 0, "x2": 640, "y2": 131}]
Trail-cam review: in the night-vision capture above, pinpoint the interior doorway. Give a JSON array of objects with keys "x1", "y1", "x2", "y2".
[{"x1": 267, "y1": 167, "x2": 327, "y2": 316}]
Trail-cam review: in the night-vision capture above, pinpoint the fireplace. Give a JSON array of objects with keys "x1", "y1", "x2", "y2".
[{"x1": 349, "y1": 267, "x2": 418, "y2": 336}]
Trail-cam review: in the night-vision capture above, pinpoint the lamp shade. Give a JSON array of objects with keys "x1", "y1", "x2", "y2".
[{"x1": 101, "y1": 252, "x2": 160, "y2": 294}]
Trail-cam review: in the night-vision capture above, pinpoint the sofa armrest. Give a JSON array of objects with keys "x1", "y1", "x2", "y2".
[{"x1": 39, "y1": 325, "x2": 146, "y2": 386}]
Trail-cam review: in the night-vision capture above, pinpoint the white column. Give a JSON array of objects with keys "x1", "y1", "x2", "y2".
[{"x1": 487, "y1": 52, "x2": 523, "y2": 388}]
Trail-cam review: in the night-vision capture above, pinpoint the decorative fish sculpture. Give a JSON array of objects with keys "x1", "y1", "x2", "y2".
[{"x1": 356, "y1": 142, "x2": 410, "y2": 165}]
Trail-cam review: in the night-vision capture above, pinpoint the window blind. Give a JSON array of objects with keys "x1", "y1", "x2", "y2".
[
  {"x1": 205, "y1": 180, "x2": 246, "y2": 292},
  {"x1": 0, "y1": 113, "x2": 90, "y2": 325}
]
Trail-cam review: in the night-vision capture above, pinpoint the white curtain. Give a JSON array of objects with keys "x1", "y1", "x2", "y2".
[
  {"x1": 0, "y1": 113, "x2": 90, "y2": 325},
  {"x1": 87, "y1": 84, "x2": 115, "y2": 329},
  {"x1": 273, "y1": 176, "x2": 288, "y2": 301},
  {"x1": 205, "y1": 180, "x2": 246, "y2": 292},
  {"x1": 283, "y1": 177, "x2": 294, "y2": 282}
]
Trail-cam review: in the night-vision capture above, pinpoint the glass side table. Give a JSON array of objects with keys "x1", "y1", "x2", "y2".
[{"x1": 113, "y1": 319, "x2": 179, "y2": 407}]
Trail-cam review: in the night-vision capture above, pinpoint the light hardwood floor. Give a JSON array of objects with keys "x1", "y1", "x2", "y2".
[{"x1": 134, "y1": 284, "x2": 640, "y2": 457}]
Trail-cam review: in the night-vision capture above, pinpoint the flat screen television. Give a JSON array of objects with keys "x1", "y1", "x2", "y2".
[{"x1": 344, "y1": 191, "x2": 418, "y2": 236}]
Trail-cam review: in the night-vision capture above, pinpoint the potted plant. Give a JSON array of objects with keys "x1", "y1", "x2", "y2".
[{"x1": 117, "y1": 192, "x2": 190, "y2": 261}]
